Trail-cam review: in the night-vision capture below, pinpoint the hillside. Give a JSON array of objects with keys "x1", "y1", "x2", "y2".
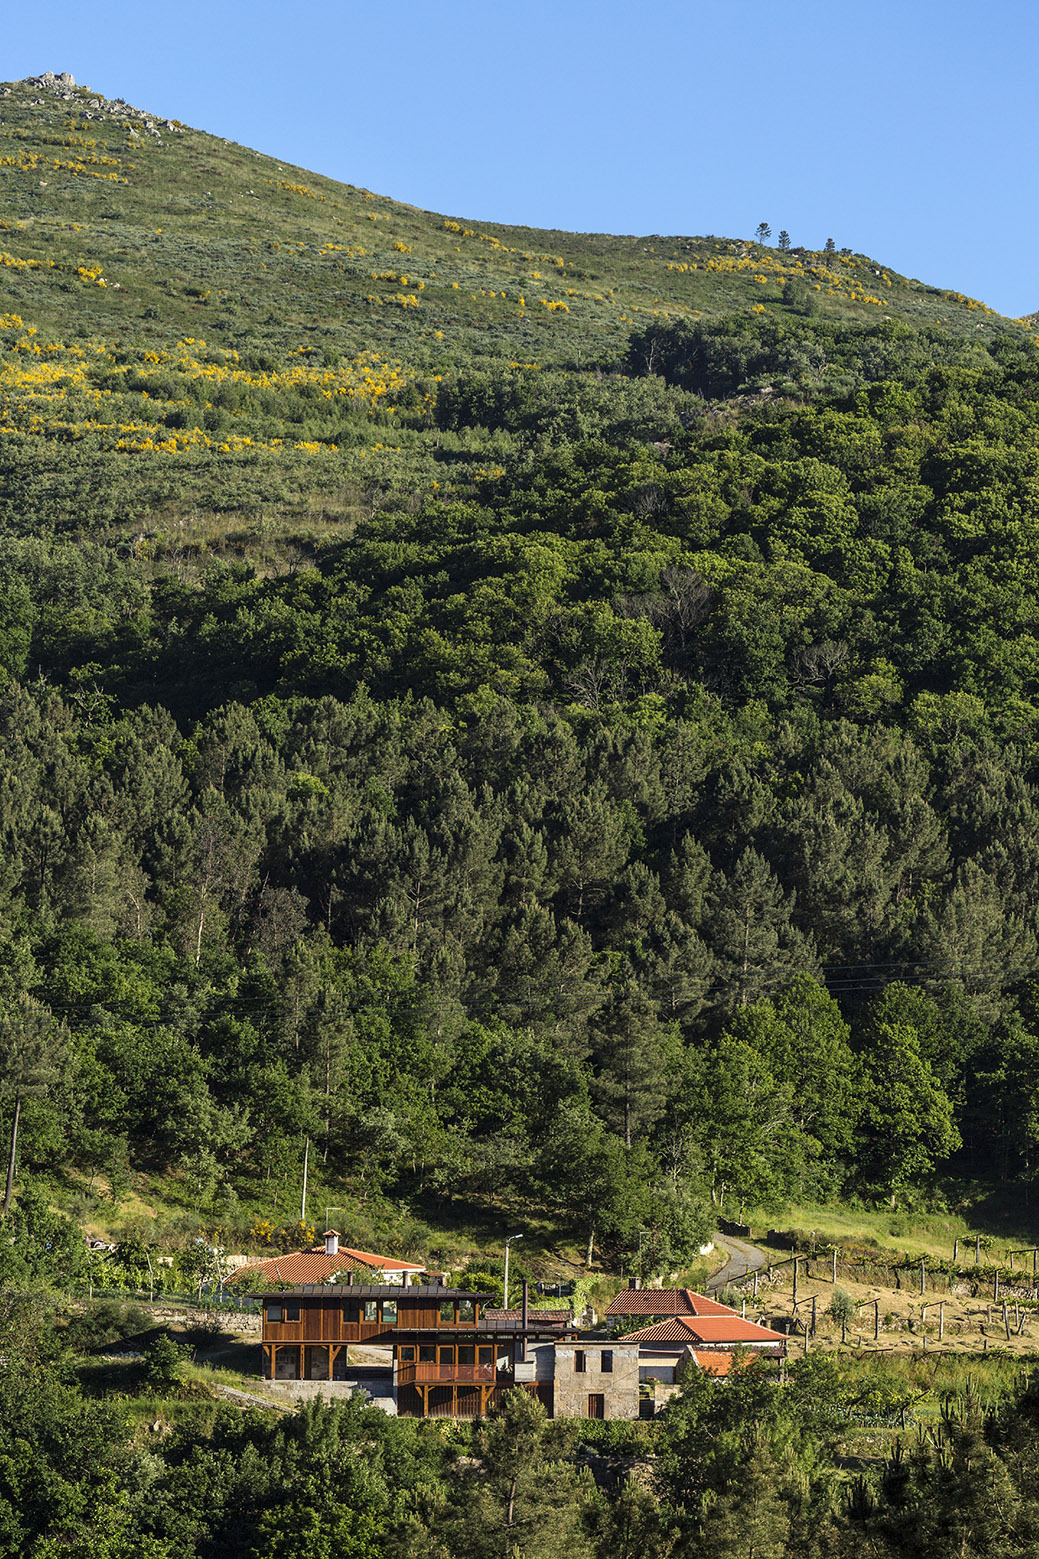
[
  {"x1": 0, "y1": 71, "x2": 1032, "y2": 562},
  {"x1": 5, "y1": 70, "x2": 1039, "y2": 1331}
]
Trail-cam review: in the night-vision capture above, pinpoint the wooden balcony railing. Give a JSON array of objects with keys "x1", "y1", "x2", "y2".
[{"x1": 397, "y1": 1362, "x2": 497, "y2": 1385}]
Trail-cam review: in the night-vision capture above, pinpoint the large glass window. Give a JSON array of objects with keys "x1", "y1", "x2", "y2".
[
  {"x1": 419, "y1": 1345, "x2": 436, "y2": 1363},
  {"x1": 342, "y1": 1302, "x2": 361, "y2": 1323},
  {"x1": 363, "y1": 1300, "x2": 379, "y2": 1322},
  {"x1": 459, "y1": 1345, "x2": 475, "y2": 1366},
  {"x1": 440, "y1": 1300, "x2": 455, "y2": 1321},
  {"x1": 266, "y1": 1304, "x2": 283, "y2": 1324},
  {"x1": 381, "y1": 1299, "x2": 397, "y2": 1324},
  {"x1": 457, "y1": 1299, "x2": 475, "y2": 1323}
]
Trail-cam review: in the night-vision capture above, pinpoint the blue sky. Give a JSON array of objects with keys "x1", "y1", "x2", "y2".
[{"x1": 5, "y1": 0, "x2": 1037, "y2": 316}]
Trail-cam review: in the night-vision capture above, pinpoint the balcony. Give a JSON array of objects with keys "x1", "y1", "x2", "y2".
[{"x1": 397, "y1": 1362, "x2": 497, "y2": 1385}]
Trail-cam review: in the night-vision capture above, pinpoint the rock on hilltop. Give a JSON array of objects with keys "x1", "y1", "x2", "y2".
[{"x1": 1, "y1": 73, "x2": 182, "y2": 134}]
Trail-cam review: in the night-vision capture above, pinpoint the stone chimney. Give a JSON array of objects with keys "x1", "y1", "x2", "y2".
[
  {"x1": 628, "y1": 1277, "x2": 640, "y2": 1290},
  {"x1": 324, "y1": 1230, "x2": 339, "y2": 1257}
]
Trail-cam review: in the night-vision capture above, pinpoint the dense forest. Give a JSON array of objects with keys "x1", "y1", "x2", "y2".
[{"x1": 6, "y1": 309, "x2": 1039, "y2": 1273}]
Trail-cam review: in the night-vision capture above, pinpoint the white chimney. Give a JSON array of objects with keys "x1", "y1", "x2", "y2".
[{"x1": 324, "y1": 1230, "x2": 339, "y2": 1257}]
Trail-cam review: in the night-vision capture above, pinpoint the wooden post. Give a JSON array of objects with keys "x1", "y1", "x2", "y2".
[
  {"x1": 976, "y1": 1233, "x2": 981, "y2": 1265},
  {"x1": 1010, "y1": 1251, "x2": 1016, "y2": 1271},
  {"x1": 832, "y1": 1248, "x2": 838, "y2": 1284},
  {"x1": 954, "y1": 1238, "x2": 959, "y2": 1263},
  {"x1": 874, "y1": 1299, "x2": 880, "y2": 1341},
  {"x1": 1003, "y1": 1303, "x2": 1011, "y2": 1341},
  {"x1": 920, "y1": 1260, "x2": 926, "y2": 1295},
  {"x1": 793, "y1": 1258, "x2": 798, "y2": 1303},
  {"x1": 811, "y1": 1295, "x2": 817, "y2": 1337},
  {"x1": 742, "y1": 1298, "x2": 746, "y2": 1319},
  {"x1": 753, "y1": 1269, "x2": 758, "y2": 1298},
  {"x1": 994, "y1": 1270, "x2": 1000, "y2": 1303}
]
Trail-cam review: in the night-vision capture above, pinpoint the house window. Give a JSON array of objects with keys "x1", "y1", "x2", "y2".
[
  {"x1": 575, "y1": 1350, "x2": 586, "y2": 1374},
  {"x1": 419, "y1": 1345, "x2": 436, "y2": 1364},
  {"x1": 457, "y1": 1299, "x2": 475, "y2": 1323},
  {"x1": 459, "y1": 1345, "x2": 475, "y2": 1366},
  {"x1": 399, "y1": 1346, "x2": 415, "y2": 1362},
  {"x1": 478, "y1": 1346, "x2": 494, "y2": 1367},
  {"x1": 440, "y1": 1300, "x2": 455, "y2": 1322},
  {"x1": 342, "y1": 1302, "x2": 361, "y2": 1323},
  {"x1": 266, "y1": 1304, "x2": 283, "y2": 1323},
  {"x1": 587, "y1": 1394, "x2": 605, "y2": 1419},
  {"x1": 284, "y1": 1304, "x2": 300, "y2": 1322},
  {"x1": 601, "y1": 1351, "x2": 613, "y2": 1373},
  {"x1": 363, "y1": 1300, "x2": 379, "y2": 1322},
  {"x1": 381, "y1": 1299, "x2": 398, "y2": 1325},
  {"x1": 438, "y1": 1346, "x2": 455, "y2": 1366}
]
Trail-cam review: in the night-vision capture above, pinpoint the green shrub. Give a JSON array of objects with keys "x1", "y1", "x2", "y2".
[{"x1": 142, "y1": 1332, "x2": 191, "y2": 1390}]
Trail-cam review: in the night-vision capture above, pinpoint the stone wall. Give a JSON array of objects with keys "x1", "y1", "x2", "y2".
[
  {"x1": 552, "y1": 1343, "x2": 640, "y2": 1420},
  {"x1": 262, "y1": 1379, "x2": 397, "y2": 1412}
]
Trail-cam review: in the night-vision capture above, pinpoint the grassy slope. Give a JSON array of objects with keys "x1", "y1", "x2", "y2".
[
  {"x1": 0, "y1": 77, "x2": 1020, "y2": 361},
  {"x1": 0, "y1": 74, "x2": 1032, "y2": 562}
]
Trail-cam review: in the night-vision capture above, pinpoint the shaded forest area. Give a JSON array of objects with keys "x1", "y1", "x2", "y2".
[{"x1": 3, "y1": 314, "x2": 1039, "y2": 1273}]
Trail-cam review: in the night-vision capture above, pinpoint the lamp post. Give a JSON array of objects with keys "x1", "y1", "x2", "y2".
[{"x1": 504, "y1": 1234, "x2": 523, "y2": 1310}]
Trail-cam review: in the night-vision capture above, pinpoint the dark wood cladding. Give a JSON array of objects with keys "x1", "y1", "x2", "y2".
[{"x1": 259, "y1": 1287, "x2": 487, "y2": 1350}]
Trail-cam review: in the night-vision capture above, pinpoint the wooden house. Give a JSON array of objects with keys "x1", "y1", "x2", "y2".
[{"x1": 255, "y1": 1280, "x2": 574, "y2": 1418}]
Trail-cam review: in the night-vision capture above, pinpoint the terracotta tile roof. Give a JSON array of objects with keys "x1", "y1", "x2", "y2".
[
  {"x1": 337, "y1": 1245, "x2": 427, "y2": 1272},
  {"x1": 691, "y1": 1350, "x2": 736, "y2": 1376},
  {"x1": 605, "y1": 1288, "x2": 738, "y2": 1318},
  {"x1": 618, "y1": 1315, "x2": 786, "y2": 1345},
  {"x1": 230, "y1": 1244, "x2": 426, "y2": 1286}
]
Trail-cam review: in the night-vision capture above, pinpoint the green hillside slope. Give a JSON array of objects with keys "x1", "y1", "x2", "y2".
[
  {"x1": 6, "y1": 72, "x2": 1039, "y2": 1291},
  {"x1": 0, "y1": 72, "x2": 1031, "y2": 560}
]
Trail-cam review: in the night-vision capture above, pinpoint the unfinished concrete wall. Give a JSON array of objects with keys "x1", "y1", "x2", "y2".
[{"x1": 553, "y1": 1344, "x2": 639, "y2": 1419}]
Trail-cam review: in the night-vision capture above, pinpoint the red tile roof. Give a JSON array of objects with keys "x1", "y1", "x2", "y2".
[
  {"x1": 230, "y1": 1244, "x2": 426, "y2": 1286},
  {"x1": 691, "y1": 1350, "x2": 737, "y2": 1376},
  {"x1": 618, "y1": 1315, "x2": 786, "y2": 1345},
  {"x1": 605, "y1": 1288, "x2": 738, "y2": 1318},
  {"x1": 337, "y1": 1245, "x2": 427, "y2": 1272}
]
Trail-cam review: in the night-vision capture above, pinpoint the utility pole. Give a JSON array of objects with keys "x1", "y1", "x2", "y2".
[{"x1": 504, "y1": 1233, "x2": 523, "y2": 1310}]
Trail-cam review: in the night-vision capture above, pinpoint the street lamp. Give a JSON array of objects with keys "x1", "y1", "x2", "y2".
[{"x1": 504, "y1": 1233, "x2": 524, "y2": 1310}]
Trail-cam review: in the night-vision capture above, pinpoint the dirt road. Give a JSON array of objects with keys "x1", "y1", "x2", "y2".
[{"x1": 708, "y1": 1232, "x2": 770, "y2": 1292}]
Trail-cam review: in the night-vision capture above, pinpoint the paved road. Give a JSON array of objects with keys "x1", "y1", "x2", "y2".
[{"x1": 708, "y1": 1232, "x2": 770, "y2": 1292}]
